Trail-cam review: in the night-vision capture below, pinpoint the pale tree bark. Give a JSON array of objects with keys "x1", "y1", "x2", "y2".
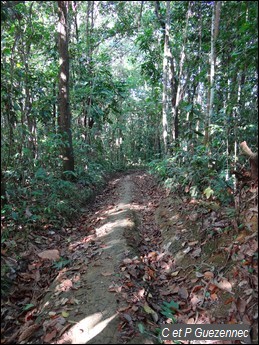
[
  {"x1": 161, "y1": 1, "x2": 171, "y2": 155},
  {"x1": 204, "y1": 1, "x2": 221, "y2": 146},
  {"x1": 84, "y1": 1, "x2": 95, "y2": 144},
  {"x1": 57, "y1": 0, "x2": 75, "y2": 174},
  {"x1": 171, "y1": 1, "x2": 191, "y2": 142}
]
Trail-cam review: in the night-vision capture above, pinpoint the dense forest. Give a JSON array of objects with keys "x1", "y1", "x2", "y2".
[{"x1": 1, "y1": 1, "x2": 258, "y2": 344}]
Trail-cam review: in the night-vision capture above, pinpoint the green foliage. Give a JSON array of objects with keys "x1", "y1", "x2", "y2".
[
  {"x1": 1, "y1": 1, "x2": 257, "y2": 247},
  {"x1": 149, "y1": 145, "x2": 235, "y2": 205},
  {"x1": 160, "y1": 300, "x2": 179, "y2": 323},
  {"x1": 52, "y1": 257, "x2": 71, "y2": 269},
  {"x1": 1, "y1": 160, "x2": 107, "y2": 232}
]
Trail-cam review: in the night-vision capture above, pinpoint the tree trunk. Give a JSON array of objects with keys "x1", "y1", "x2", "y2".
[
  {"x1": 57, "y1": 1, "x2": 75, "y2": 174},
  {"x1": 240, "y1": 141, "x2": 258, "y2": 181},
  {"x1": 204, "y1": 1, "x2": 221, "y2": 146},
  {"x1": 161, "y1": 1, "x2": 171, "y2": 155}
]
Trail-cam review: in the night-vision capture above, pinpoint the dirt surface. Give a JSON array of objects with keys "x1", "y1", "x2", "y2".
[
  {"x1": 38, "y1": 171, "x2": 156, "y2": 344},
  {"x1": 2, "y1": 170, "x2": 257, "y2": 344}
]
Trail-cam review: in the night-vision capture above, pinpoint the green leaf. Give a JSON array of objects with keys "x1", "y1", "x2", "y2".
[
  {"x1": 162, "y1": 300, "x2": 179, "y2": 310},
  {"x1": 11, "y1": 211, "x2": 19, "y2": 221},
  {"x1": 138, "y1": 323, "x2": 145, "y2": 334},
  {"x1": 184, "y1": 104, "x2": 192, "y2": 112},
  {"x1": 23, "y1": 303, "x2": 35, "y2": 311},
  {"x1": 203, "y1": 186, "x2": 214, "y2": 199},
  {"x1": 161, "y1": 310, "x2": 176, "y2": 321}
]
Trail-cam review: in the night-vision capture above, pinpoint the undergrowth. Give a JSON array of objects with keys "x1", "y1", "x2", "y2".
[{"x1": 148, "y1": 144, "x2": 236, "y2": 205}]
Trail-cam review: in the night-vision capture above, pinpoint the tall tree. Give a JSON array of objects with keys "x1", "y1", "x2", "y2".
[
  {"x1": 161, "y1": 1, "x2": 171, "y2": 155},
  {"x1": 57, "y1": 1, "x2": 74, "y2": 174},
  {"x1": 204, "y1": 1, "x2": 221, "y2": 146}
]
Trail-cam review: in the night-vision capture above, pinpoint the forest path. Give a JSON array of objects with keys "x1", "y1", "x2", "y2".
[{"x1": 49, "y1": 171, "x2": 156, "y2": 344}]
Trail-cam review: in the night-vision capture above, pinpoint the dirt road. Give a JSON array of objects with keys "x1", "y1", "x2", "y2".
[{"x1": 50, "y1": 171, "x2": 156, "y2": 344}]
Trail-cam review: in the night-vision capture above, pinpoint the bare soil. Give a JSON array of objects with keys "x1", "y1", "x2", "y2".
[{"x1": 39, "y1": 171, "x2": 156, "y2": 344}]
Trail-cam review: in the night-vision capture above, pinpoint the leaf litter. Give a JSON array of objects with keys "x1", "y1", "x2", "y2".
[{"x1": 1, "y1": 171, "x2": 257, "y2": 344}]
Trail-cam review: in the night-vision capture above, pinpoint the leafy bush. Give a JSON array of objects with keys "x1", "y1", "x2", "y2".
[
  {"x1": 148, "y1": 145, "x2": 234, "y2": 205},
  {"x1": 1, "y1": 160, "x2": 109, "y2": 236}
]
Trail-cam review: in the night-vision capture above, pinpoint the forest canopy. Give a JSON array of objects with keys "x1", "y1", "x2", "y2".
[{"x1": 1, "y1": 0, "x2": 258, "y2": 222}]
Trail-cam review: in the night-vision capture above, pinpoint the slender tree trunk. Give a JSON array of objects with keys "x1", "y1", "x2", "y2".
[
  {"x1": 174, "y1": 2, "x2": 191, "y2": 142},
  {"x1": 204, "y1": 1, "x2": 221, "y2": 146},
  {"x1": 240, "y1": 141, "x2": 258, "y2": 181},
  {"x1": 161, "y1": 1, "x2": 171, "y2": 155},
  {"x1": 138, "y1": 1, "x2": 144, "y2": 29},
  {"x1": 57, "y1": 0, "x2": 75, "y2": 174}
]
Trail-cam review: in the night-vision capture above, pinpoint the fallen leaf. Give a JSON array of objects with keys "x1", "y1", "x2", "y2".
[
  {"x1": 242, "y1": 314, "x2": 251, "y2": 325},
  {"x1": 123, "y1": 258, "x2": 133, "y2": 264},
  {"x1": 208, "y1": 284, "x2": 218, "y2": 293},
  {"x1": 143, "y1": 303, "x2": 155, "y2": 314},
  {"x1": 188, "y1": 241, "x2": 199, "y2": 246},
  {"x1": 224, "y1": 297, "x2": 234, "y2": 305},
  {"x1": 192, "y1": 285, "x2": 203, "y2": 293},
  {"x1": 213, "y1": 279, "x2": 233, "y2": 293},
  {"x1": 151, "y1": 311, "x2": 159, "y2": 322},
  {"x1": 191, "y1": 247, "x2": 201, "y2": 258},
  {"x1": 183, "y1": 246, "x2": 192, "y2": 254},
  {"x1": 118, "y1": 306, "x2": 130, "y2": 312},
  {"x1": 101, "y1": 271, "x2": 114, "y2": 276},
  {"x1": 43, "y1": 329, "x2": 57, "y2": 343},
  {"x1": 171, "y1": 271, "x2": 179, "y2": 277},
  {"x1": 123, "y1": 313, "x2": 132, "y2": 323},
  {"x1": 211, "y1": 293, "x2": 218, "y2": 301},
  {"x1": 18, "y1": 324, "x2": 40, "y2": 342},
  {"x1": 108, "y1": 284, "x2": 122, "y2": 292},
  {"x1": 236, "y1": 297, "x2": 246, "y2": 313},
  {"x1": 204, "y1": 271, "x2": 214, "y2": 280},
  {"x1": 178, "y1": 287, "x2": 188, "y2": 300},
  {"x1": 61, "y1": 311, "x2": 69, "y2": 318},
  {"x1": 190, "y1": 294, "x2": 202, "y2": 307},
  {"x1": 49, "y1": 311, "x2": 57, "y2": 317},
  {"x1": 38, "y1": 249, "x2": 60, "y2": 261}
]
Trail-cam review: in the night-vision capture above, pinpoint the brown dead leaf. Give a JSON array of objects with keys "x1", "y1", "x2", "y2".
[
  {"x1": 161, "y1": 285, "x2": 179, "y2": 296},
  {"x1": 123, "y1": 258, "x2": 133, "y2": 264},
  {"x1": 43, "y1": 329, "x2": 57, "y2": 343},
  {"x1": 178, "y1": 287, "x2": 188, "y2": 300},
  {"x1": 171, "y1": 270, "x2": 180, "y2": 277},
  {"x1": 208, "y1": 283, "x2": 218, "y2": 293},
  {"x1": 18, "y1": 324, "x2": 40, "y2": 342},
  {"x1": 101, "y1": 271, "x2": 114, "y2": 276},
  {"x1": 236, "y1": 297, "x2": 247, "y2": 313},
  {"x1": 188, "y1": 240, "x2": 199, "y2": 246},
  {"x1": 190, "y1": 294, "x2": 202, "y2": 307},
  {"x1": 224, "y1": 297, "x2": 235, "y2": 305},
  {"x1": 213, "y1": 278, "x2": 233, "y2": 293},
  {"x1": 38, "y1": 249, "x2": 60, "y2": 261},
  {"x1": 108, "y1": 284, "x2": 122, "y2": 293},
  {"x1": 242, "y1": 314, "x2": 251, "y2": 325},
  {"x1": 118, "y1": 306, "x2": 131, "y2": 312},
  {"x1": 211, "y1": 293, "x2": 218, "y2": 301},
  {"x1": 192, "y1": 285, "x2": 203, "y2": 293},
  {"x1": 59, "y1": 279, "x2": 73, "y2": 291},
  {"x1": 204, "y1": 271, "x2": 214, "y2": 280},
  {"x1": 191, "y1": 247, "x2": 201, "y2": 258}
]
